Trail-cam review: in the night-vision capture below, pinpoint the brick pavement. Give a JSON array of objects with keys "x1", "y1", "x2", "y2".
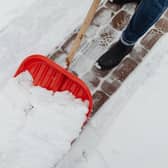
[{"x1": 48, "y1": 1, "x2": 168, "y2": 116}]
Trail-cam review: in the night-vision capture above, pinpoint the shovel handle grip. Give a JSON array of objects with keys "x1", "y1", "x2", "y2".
[{"x1": 66, "y1": 0, "x2": 100, "y2": 68}]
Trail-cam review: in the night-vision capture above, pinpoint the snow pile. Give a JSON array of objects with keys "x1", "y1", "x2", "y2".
[{"x1": 0, "y1": 71, "x2": 88, "y2": 168}]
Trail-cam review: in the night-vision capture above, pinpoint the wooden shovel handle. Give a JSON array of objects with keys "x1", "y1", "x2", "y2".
[{"x1": 66, "y1": 0, "x2": 100, "y2": 68}]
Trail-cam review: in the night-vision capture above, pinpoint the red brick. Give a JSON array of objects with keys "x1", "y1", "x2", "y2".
[
  {"x1": 101, "y1": 79, "x2": 121, "y2": 96},
  {"x1": 92, "y1": 90, "x2": 109, "y2": 115},
  {"x1": 50, "y1": 50, "x2": 65, "y2": 60},
  {"x1": 113, "y1": 57, "x2": 138, "y2": 81},
  {"x1": 111, "y1": 10, "x2": 131, "y2": 31},
  {"x1": 82, "y1": 72, "x2": 100, "y2": 91},
  {"x1": 141, "y1": 29, "x2": 163, "y2": 50},
  {"x1": 129, "y1": 46, "x2": 148, "y2": 63},
  {"x1": 155, "y1": 18, "x2": 168, "y2": 33}
]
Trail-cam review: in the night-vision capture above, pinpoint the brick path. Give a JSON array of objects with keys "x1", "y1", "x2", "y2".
[{"x1": 48, "y1": 1, "x2": 168, "y2": 116}]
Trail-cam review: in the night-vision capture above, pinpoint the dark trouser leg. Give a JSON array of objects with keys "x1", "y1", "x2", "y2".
[
  {"x1": 121, "y1": 0, "x2": 168, "y2": 46},
  {"x1": 96, "y1": 0, "x2": 168, "y2": 70}
]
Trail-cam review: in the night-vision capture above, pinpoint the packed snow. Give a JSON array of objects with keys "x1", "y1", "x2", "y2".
[{"x1": 0, "y1": 72, "x2": 88, "y2": 168}]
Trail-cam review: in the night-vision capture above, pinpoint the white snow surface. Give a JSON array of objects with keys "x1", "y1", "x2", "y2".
[
  {"x1": 1, "y1": 1, "x2": 168, "y2": 168},
  {"x1": 0, "y1": 0, "x2": 36, "y2": 30},
  {"x1": 0, "y1": 72, "x2": 88, "y2": 168},
  {"x1": 0, "y1": 1, "x2": 91, "y2": 167},
  {"x1": 0, "y1": 0, "x2": 92, "y2": 87}
]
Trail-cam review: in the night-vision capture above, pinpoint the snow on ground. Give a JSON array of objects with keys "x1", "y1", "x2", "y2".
[
  {"x1": 0, "y1": 1, "x2": 92, "y2": 167},
  {"x1": 0, "y1": 0, "x2": 91, "y2": 87},
  {"x1": 57, "y1": 34, "x2": 168, "y2": 168},
  {"x1": 1, "y1": 1, "x2": 168, "y2": 168},
  {"x1": 0, "y1": 71, "x2": 88, "y2": 168},
  {"x1": 0, "y1": 0, "x2": 36, "y2": 30}
]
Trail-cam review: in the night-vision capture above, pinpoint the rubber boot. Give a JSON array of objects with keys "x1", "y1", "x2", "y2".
[{"x1": 95, "y1": 40, "x2": 134, "y2": 70}]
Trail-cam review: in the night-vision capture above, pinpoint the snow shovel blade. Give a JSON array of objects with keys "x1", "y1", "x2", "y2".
[
  {"x1": 14, "y1": 0, "x2": 101, "y2": 123},
  {"x1": 14, "y1": 55, "x2": 93, "y2": 122}
]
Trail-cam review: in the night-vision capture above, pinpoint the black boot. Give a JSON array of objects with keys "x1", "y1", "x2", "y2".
[
  {"x1": 95, "y1": 40, "x2": 134, "y2": 70},
  {"x1": 113, "y1": 0, "x2": 141, "y2": 5}
]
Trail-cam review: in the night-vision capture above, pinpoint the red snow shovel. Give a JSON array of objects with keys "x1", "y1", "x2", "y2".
[{"x1": 14, "y1": 0, "x2": 100, "y2": 123}]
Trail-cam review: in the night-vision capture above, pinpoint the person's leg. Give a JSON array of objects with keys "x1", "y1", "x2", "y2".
[
  {"x1": 121, "y1": 0, "x2": 168, "y2": 45},
  {"x1": 112, "y1": 0, "x2": 141, "y2": 5},
  {"x1": 96, "y1": 0, "x2": 168, "y2": 70}
]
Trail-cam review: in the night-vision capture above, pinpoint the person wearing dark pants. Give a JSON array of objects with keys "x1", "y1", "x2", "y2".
[{"x1": 96, "y1": 0, "x2": 168, "y2": 70}]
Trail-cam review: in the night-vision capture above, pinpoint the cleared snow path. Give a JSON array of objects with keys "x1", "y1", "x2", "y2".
[{"x1": 56, "y1": 34, "x2": 168, "y2": 168}]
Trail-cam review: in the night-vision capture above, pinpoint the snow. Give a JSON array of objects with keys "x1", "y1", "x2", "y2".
[
  {"x1": 0, "y1": 0, "x2": 92, "y2": 87},
  {"x1": 0, "y1": 1, "x2": 93, "y2": 167},
  {"x1": 0, "y1": 72, "x2": 88, "y2": 168},
  {"x1": 0, "y1": 0, "x2": 168, "y2": 167},
  {"x1": 56, "y1": 34, "x2": 168, "y2": 168},
  {"x1": 0, "y1": 0, "x2": 36, "y2": 30}
]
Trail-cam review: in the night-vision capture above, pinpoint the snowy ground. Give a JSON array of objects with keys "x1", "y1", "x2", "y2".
[
  {"x1": 0, "y1": 1, "x2": 168, "y2": 168},
  {"x1": 0, "y1": 0, "x2": 36, "y2": 29},
  {"x1": 0, "y1": 1, "x2": 91, "y2": 167},
  {"x1": 0, "y1": 72, "x2": 87, "y2": 168},
  {"x1": 57, "y1": 34, "x2": 168, "y2": 168},
  {"x1": 0, "y1": 0, "x2": 92, "y2": 87}
]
